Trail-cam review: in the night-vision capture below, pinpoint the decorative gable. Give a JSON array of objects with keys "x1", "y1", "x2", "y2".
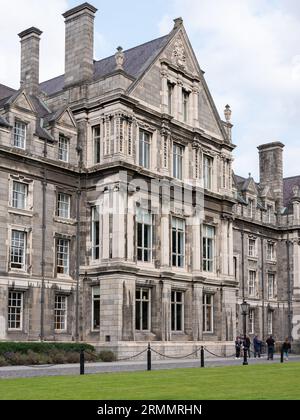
[
  {"x1": 57, "y1": 109, "x2": 77, "y2": 128},
  {"x1": 12, "y1": 91, "x2": 35, "y2": 113}
]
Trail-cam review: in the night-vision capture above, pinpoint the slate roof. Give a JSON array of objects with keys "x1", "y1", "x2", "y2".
[
  {"x1": 0, "y1": 115, "x2": 10, "y2": 128},
  {"x1": 283, "y1": 176, "x2": 300, "y2": 207},
  {"x1": 40, "y1": 34, "x2": 171, "y2": 96},
  {"x1": 0, "y1": 83, "x2": 16, "y2": 100}
]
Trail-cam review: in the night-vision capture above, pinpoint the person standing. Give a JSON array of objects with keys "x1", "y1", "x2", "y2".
[
  {"x1": 235, "y1": 336, "x2": 242, "y2": 359},
  {"x1": 243, "y1": 335, "x2": 251, "y2": 359},
  {"x1": 282, "y1": 338, "x2": 291, "y2": 361},
  {"x1": 253, "y1": 335, "x2": 262, "y2": 358},
  {"x1": 266, "y1": 335, "x2": 275, "y2": 360}
]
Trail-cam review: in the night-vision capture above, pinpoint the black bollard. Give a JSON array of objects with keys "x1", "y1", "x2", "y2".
[
  {"x1": 200, "y1": 346, "x2": 205, "y2": 368},
  {"x1": 243, "y1": 347, "x2": 248, "y2": 366},
  {"x1": 281, "y1": 349, "x2": 284, "y2": 363},
  {"x1": 80, "y1": 349, "x2": 85, "y2": 375},
  {"x1": 147, "y1": 343, "x2": 152, "y2": 371}
]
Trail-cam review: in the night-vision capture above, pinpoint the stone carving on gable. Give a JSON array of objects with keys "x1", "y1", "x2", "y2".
[{"x1": 172, "y1": 38, "x2": 187, "y2": 70}]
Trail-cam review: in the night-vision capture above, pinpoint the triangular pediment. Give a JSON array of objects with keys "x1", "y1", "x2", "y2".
[
  {"x1": 243, "y1": 178, "x2": 258, "y2": 195},
  {"x1": 260, "y1": 185, "x2": 275, "y2": 201},
  {"x1": 10, "y1": 90, "x2": 35, "y2": 113},
  {"x1": 57, "y1": 108, "x2": 77, "y2": 128}
]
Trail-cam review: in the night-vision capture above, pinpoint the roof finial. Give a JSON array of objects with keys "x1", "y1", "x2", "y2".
[
  {"x1": 224, "y1": 104, "x2": 232, "y2": 123},
  {"x1": 249, "y1": 173, "x2": 252, "y2": 178},
  {"x1": 173, "y1": 17, "x2": 183, "y2": 29},
  {"x1": 115, "y1": 46, "x2": 124, "y2": 70}
]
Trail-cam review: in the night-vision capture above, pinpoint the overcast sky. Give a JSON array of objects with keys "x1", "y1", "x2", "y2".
[{"x1": 0, "y1": 0, "x2": 300, "y2": 179}]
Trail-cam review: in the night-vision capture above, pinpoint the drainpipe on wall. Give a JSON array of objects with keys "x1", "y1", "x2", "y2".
[
  {"x1": 241, "y1": 228, "x2": 245, "y2": 299},
  {"x1": 40, "y1": 141, "x2": 47, "y2": 341},
  {"x1": 287, "y1": 233, "x2": 292, "y2": 342},
  {"x1": 261, "y1": 236, "x2": 265, "y2": 340}
]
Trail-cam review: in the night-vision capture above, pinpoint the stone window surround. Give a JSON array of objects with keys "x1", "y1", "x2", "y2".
[
  {"x1": 54, "y1": 233, "x2": 72, "y2": 278},
  {"x1": 8, "y1": 174, "x2": 34, "y2": 213},
  {"x1": 7, "y1": 290, "x2": 24, "y2": 331},
  {"x1": 7, "y1": 225, "x2": 32, "y2": 275},
  {"x1": 203, "y1": 292, "x2": 214, "y2": 333},
  {"x1": 54, "y1": 294, "x2": 68, "y2": 333},
  {"x1": 135, "y1": 286, "x2": 151, "y2": 332},
  {"x1": 91, "y1": 285, "x2": 100, "y2": 332},
  {"x1": 171, "y1": 289, "x2": 184, "y2": 332},
  {"x1": 13, "y1": 118, "x2": 29, "y2": 150}
]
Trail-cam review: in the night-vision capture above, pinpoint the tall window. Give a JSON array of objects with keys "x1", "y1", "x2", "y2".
[
  {"x1": 92, "y1": 206, "x2": 100, "y2": 260},
  {"x1": 267, "y1": 205, "x2": 273, "y2": 223},
  {"x1": 58, "y1": 135, "x2": 69, "y2": 162},
  {"x1": 173, "y1": 143, "x2": 183, "y2": 180},
  {"x1": 168, "y1": 82, "x2": 173, "y2": 115},
  {"x1": 12, "y1": 181, "x2": 28, "y2": 210},
  {"x1": 182, "y1": 90, "x2": 189, "y2": 123},
  {"x1": 248, "y1": 199, "x2": 254, "y2": 218},
  {"x1": 248, "y1": 270, "x2": 256, "y2": 297},
  {"x1": 93, "y1": 125, "x2": 101, "y2": 164},
  {"x1": 136, "y1": 208, "x2": 152, "y2": 262},
  {"x1": 203, "y1": 294, "x2": 213, "y2": 333},
  {"x1": 56, "y1": 239, "x2": 69, "y2": 275},
  {"x1": 233, "y1": 256, "x2": 238, "y2": 280},
  {"x1": 268, "y1": 273, "x2": 275, "y2": 299},
  {"x1": 92, "y1": 286, "x2": 100, "y2": 331},
  {"x1": 14, "y1": 121, "x2": 26, "y2": 149},
  {"x1": 8, "y1": 291, "x2": 23, "y2": 330},
  {"x1": 249, "y1": 309, "x2": 255, "y2": 334},
  {"x1": 10, "y1": 230, "x2": 26, "y2": 270},
  {"x1": 57, "y1": 193, "x2": 71, "y2": 219},
  {"x1": 54, "y1": 295, "x2": 67, "y2": 331},
  {"x1": 203, "y1": 155, "x2": 213, "y2": 190},
  {"x1": 267, "y1": 311, "x2": 273, "y2": 334},
  {"x1": 135, "y1": 288, "x2": 150, "y2": 331},
  {"x1": 172, "y1": 217, "x2": 185, "y2": 268},
  {"x1": 248, "y1": 238, "x2": 256, "y2": 257},
  {"x1": 267, "y1": 242, "x2": 275, "y2": 261},
  {"x1": 139, "y1": 130, "x2": 151, "y2": 169},
  {"x1": 171, "y1": 291, "x2": 184, "y2": 332},
  {"x1": 203, "y1": 225, "x2": 215, "y2": 272}
]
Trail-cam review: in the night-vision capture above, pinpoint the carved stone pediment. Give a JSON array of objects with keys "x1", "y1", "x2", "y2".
[{"x1": 172, "y1": 38, "x2": 187, "y2": 70}]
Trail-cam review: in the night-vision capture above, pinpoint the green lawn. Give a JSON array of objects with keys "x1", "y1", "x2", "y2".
[{"x1": 1, "y1": 363, "x2": 300, "y2": 400}]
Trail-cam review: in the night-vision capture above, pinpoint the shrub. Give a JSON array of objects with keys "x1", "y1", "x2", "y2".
[
  {"x1": 98, "y1": 350, "x2": 116, "y2": 363},
  {"x1": 0, "y1": 342, "x2": 95, "y2": 356},
  {"x1": 0, "y1": 355, "x2": 8, "y2": 367}
]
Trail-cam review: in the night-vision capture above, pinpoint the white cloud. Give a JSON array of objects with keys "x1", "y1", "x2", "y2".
[
  {"x1": 158, "y1": 0, "x2": 300, "y2": 178},
  {"x1": 0, "y1": 0, "x2": 68, "y2": 88}
]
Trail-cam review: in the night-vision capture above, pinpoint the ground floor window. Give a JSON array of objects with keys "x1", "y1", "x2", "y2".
[
  {"x1": 54, "y1": 295, "x2": 67, "y2": 331},
  {"x1": 8, "y1": 291, "x2": 23, "y2": 330},
  {"x1": 92, "y1": 286, "x2": 100, "y2": 331},
  {"x1": 203, "y1": 294, "x2": 213, "y2": 332},
  {"x1": 136, "y1": 288, "x2": 150, "y2": 331},
  {"x1": 267, "y1": 311, "x2": 273, "y2": 335},
  {"x1": 171, "y1": 291, "x2": 184, "y2": 331}
]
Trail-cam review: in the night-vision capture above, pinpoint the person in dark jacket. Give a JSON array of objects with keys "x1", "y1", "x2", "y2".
[
  {"x1": 266, "y1": 335, "x2": 275, "y2": 360},
  {"x1": 253, "y1": 335, "x2": 262, "y2": 358},
  {"x1": 243, "y1": 335, "x2": 251, "y2": 358},
  {"x1": 235, "y1": 336, "x2": 242, "y2": 359},
  {"x1": 282, "y1": 338, "x2": 291, "y2": 361}
]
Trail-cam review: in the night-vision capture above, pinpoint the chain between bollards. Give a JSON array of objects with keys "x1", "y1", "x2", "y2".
[
  {"x1": 200, "y1": 346, "x2": 205, "y2": 368},
  {"x1": 80, "y1": 348, "x2": 85, "y2": 375}
]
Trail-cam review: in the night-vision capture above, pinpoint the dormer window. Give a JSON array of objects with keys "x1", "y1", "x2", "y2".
[
  {"x1": 267, "y1": 205, "x2": 273, "y2": 223},
  {"x1": 58, "y1": 135, "x2": 69, "y2": 163},
  {"x1": 14, "y1": 121, "x2": 26, "y2": 149},
  {"x1": 248, "y1": 199, "x2": 254, "y2": 218}
]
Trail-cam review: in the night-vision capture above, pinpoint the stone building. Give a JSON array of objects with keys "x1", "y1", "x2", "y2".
[{"x1": 0, "y1": 3, "x2": 299, "y2": 355}]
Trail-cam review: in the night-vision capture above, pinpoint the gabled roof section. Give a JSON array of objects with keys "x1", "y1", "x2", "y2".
[
  {"x1": 44, "y1": 106, "x2": 77, "y2": 128},
  {"x1": 283, "y1": 176, "x2": 300, "y2": 207},
  {"x1": 0, "y1": 83, "x2": 16, "y2": 101},
  {"x1": 0, "y1": 115, "x2": 10, "y2": 128},
  {"x1": 0, "y1": 89, "x2": 36, "y2": 113}
]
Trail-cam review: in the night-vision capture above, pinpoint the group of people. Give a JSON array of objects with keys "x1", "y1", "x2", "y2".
[{"x1": 235, "y1": 335, "x2": 291, "y2": 360}]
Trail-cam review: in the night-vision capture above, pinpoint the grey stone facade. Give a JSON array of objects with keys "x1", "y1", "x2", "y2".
[{"x1": 0, "y1": 2, "x2": 299, "y2": 356}]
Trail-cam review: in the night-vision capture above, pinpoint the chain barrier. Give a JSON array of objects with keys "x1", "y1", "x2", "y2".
[
  {"x1": 114, "y1": 348, "x2": 148, "y2": 362},
  {"x1": 203, "y1": 347, "x2": 236, "y2": 359},
  {"x1": 151, "y1": 347, "x2": 201, "y2": 360}
]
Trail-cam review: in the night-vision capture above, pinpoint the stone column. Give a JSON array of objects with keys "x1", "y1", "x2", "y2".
[
  {"x1": 161, "y1": 182, "x2": 170, "y2": 268},
  {"x1": 102, "y1": 189, "x2": 110, "y2": 259},
  {"x1": 112, "y1": 184, "x2": 125, "y2": 259},
  {"x1": 192, "y1": 82, "x2": 199, "y2": 128},
  {"x1": 161, "y1": 281, "x2": 171, "y2": 341},
  {"x1": 192, "y1": 284, "x2": 203, "y2": 341},
  {"x1": 228, "y1": 220, "x2": 234, "y2": 277},
  {"x1": 161, "y1": 65, "x2": 168, "y2": 114}
]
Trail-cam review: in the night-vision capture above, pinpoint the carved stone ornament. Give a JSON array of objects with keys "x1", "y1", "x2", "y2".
[
  {"x1": 115, "y1": 46, "x2": 124, "y2": 70},
  {"x1": 293, "y1": 185, "x2": 300, "y2": 197},
  {"x1": 172, "y1": 38, "x2": 187, "y2": 70}
]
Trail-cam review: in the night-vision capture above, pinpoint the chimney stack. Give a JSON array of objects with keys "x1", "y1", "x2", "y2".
[
  {"x1": 63, "y1": 2, "x2": 97, "y2": 87},
  {"x1": 257, "y1": 142, "x2": 285, "y2": 210},
  {"x1": 18, "y1": 27, "x2": 42, "y2": 96}
]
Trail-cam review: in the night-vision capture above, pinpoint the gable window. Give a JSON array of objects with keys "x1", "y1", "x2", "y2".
[
  {"x1": 248, "y1": 238, "x2": 256, "y2": 257},
  {"x1": 14, "y1": 121, "x2": 26, "y2": 149},
  {"x1": 54, "y1": 295, "x2": 67, "y2": 331},
  {"x1": 173, "y1": 143, "x2": 184, "y2": 180},
  {"x1": 136, "y1": 208, "x2": 152, "y2": 263},
  {"x1": 92, "y1": 286, "x2": 100, "y2": 331},
  {"x1": 136, "y1": 287, "x2": 150, "y2": 331},
  {"x1": 56, "y1": 238, "x2": 69, "y2": 275},
  {"x1": 93, "y1": 125, "x2": 101, "y2": 164},
  {"x1": 8, "y1": 291, "x2": 23, "y2": 330},
  {"x1": 92, "y1": 206, "x2": 100, "y2": 260},
  {"x1": 248, "y1": 270, "x2": 256, "y2": 297},
  {"x1": 267, "y1": 205, "x2": 273, "y2": 223},
  {"x1": 58, "y1": 135, "x2": 69, "y2": 163},
  {"x1": 171, "y1": 291, "x2": 184, "y2": 332},
  {"x1": 248, "y1": 199, "x2": 254, "y2": 218},
  {"x1": 10, "y1": 230, "x2": 26, "y2": 270},
  {"x1": 203, "y1": 294, "x2": 213, "y2": 333},
  {"x1": 182, "y1": 90, "x2": 189, "y2": 123},
  {"x1": 268, "y1": 273, "x2": 275, "y2": 299},
  {"x1": 172, "y1": 217, "x2": 185, "y2": 268},
  {"x1": 203, "y1": 225, "x2": 215, "y2": 272},
  {"x1": 267, "y1": 242, "x2": 275, "y2": 261},
  {"x1": 57, "y1": 193, "x2": 71, "y2": 219},
  {"x1": 139, "y1": 130, "x2": 151, "y2": 169},
  {"x1": 249, "y1": 309, "x2": 255, "y2": 334},
  {"x1": 203, "y1": 154, "x2": 213, "y2": 190},
  {"x1": 168, "y1": 82, "x2": 174, "y2": 115},
  {"x1": 12, "y1": 181, "x2": 28, "y2": 210}
]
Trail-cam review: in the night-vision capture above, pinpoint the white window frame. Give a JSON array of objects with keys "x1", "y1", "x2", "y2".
[
  {"x1": 268, "y1": 273, "x2": 275, "y2": 300},
  {"x1": 267, "y1": 205, "x2": 273, "y2": 223},
  {"x1": 267, "y1": 242, "x2": 275, "y2": 261},
  {"x1": 172, "y1": 217, "x2": 185, "y2": 268},
  {"x1": 203, "y1": 294, "x2": 214, "y2": 333},
  {"x1": 171, "y1": 290, "x2": 184, "y2": 332},
  {"x1": 8, "y1": 291, "x2": 23, "y2": 330},
  {"x1": 135, "y1": 287, "x2": 151, "y2": 331},
  {"x1": 12, "y1": 181, "x2": 28, "y2": 210},
  {"x1": 249, "y1": 308, "x2": 255, "y2": 334},
  {"x1": 92, "y1": 286, "x2": 100, "y2": 332},
  {"x1": 203, "y1": 154, "x2": 213, "y2": 190},
  {"x1": 248, "y1": 199, "x2": 254, "y2": 218},
  {"x1": 57, "y1": 193, "x2": 71, "y2": 219},
  {"x1": 10, "y1": 230, "x2": 27, "y2": 271},
  {"x1": 267, "y1": 311, "x2": 273, "y2": 335},
  {"x1": 93, "y1": 125, "x2": 101, "y2": 164},
  {"x1": 203, "y1": 225, "x2": 215, "y2": 272},
  {"x1": 248, "y1": 238, "x2": 256, "y2": 257},
  {"x1": 13, "y1": 121, "x2": 26, "y2": 149},
  {"x1": 58, "y1": 135, "x2": 70, "y2": 163},
  {"x1": 248, "y1": 270, "x2": 256, "y2": 297},
  {"x1": 136, "y1": 208, "x2": 152, "y2": 263},
  {"x1": 173, "y1": 143, "x2": 184, "y2": 180},
  {"x1": 139, "y1": 130, "x2": 151, "y2": 169},
  {"x1": 54, "y1": 295, "x2": 67, "y2": 332},
  {"x1": 56, "y1": 238, "x2": 70, "y2": 275}
]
